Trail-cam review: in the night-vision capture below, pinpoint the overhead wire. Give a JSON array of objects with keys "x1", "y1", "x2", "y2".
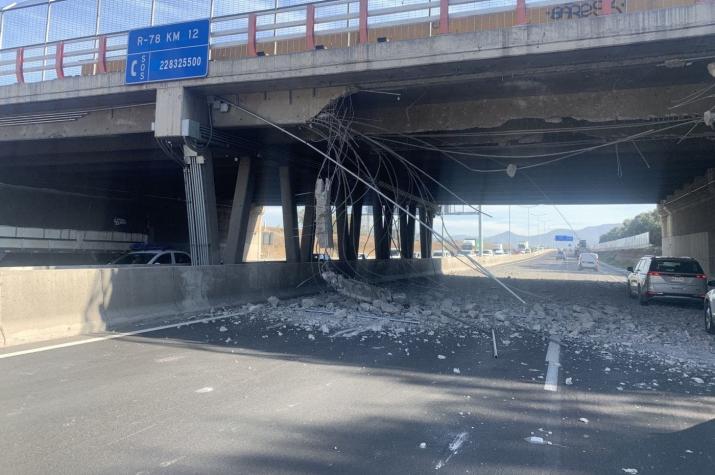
[{"x1": 218, "y1": 96, "x2": 525, "y2": 303}]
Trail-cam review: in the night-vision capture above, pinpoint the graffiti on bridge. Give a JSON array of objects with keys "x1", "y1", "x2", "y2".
[{"x1": 547, "y1": 0, "x2": 626, "y2": 21}]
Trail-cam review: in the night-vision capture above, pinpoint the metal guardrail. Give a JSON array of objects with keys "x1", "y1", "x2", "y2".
[{"x1": 0, "y1": 0, "x2": 694, "y2": 85}]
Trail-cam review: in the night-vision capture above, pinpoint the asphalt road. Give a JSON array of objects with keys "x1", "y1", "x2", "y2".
[{"x1": 2, "y1": 254, "x2": 714, "y2": 474}]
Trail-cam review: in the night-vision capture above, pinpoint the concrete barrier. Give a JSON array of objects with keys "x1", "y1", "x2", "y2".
[{"x1": 0, "y1": 251, "x2": 549, "y2": 347}]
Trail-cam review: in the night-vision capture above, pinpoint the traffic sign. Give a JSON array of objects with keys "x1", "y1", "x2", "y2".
[
  {"x1": 554, "y1": 235, "x2": 574, "y2": 242},
  {"x1": 125, "y1": 19, "x2": 210, "y2": 85}
]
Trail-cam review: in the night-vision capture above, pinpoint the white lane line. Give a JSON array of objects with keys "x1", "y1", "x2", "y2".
[
  {"x1": 0, "y1": 312, "x2": 242, "y2": 360},
  {"x1": 544, "y1": 340, "x2": 561, "y2": 392}
]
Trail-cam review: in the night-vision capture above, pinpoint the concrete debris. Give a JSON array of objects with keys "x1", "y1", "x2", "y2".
[{"x1": 524, "y1": 436, "x2": 551, "y2": 446}]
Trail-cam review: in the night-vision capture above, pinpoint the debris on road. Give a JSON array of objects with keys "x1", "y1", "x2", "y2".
[{"x1": 524, "y1": 436, "x2": 552, "y2": 446}]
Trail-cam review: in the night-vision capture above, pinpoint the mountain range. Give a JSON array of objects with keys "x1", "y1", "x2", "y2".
[{"x1": 458, "y1": 223, "x2": 619, "y2": 248}]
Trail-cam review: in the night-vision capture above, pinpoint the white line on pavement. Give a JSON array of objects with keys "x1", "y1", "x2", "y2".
[
  {"x1": 0, "y1": 312, "x2": 242, "y2": 360},
  {"x1": 544, "y1": 340, "x2": 561, "y2": 392}
]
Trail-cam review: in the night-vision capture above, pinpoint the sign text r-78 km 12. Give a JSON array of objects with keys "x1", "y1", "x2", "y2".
[{"x1": 125, "y1": 19, "x2": 209, "y2": 85}]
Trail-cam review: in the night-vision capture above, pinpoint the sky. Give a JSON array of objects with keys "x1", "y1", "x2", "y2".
[{"x1": 262, "y1": 203, "x2": 656, "y2": 238}]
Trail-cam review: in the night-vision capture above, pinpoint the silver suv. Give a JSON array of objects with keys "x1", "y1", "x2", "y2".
[{"x1": 627, "y1": 256, "x2": 707, "y2": 306}]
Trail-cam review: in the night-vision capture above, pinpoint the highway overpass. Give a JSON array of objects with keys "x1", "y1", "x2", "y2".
[{"x1": 0, "y1": 0, "x2": 713, "y2": 268}]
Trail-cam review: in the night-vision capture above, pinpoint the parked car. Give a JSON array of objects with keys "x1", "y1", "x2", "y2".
[
  {"x1": 432, "y1": 250, "x2": 451, "y2": 258},
  {"x1": 482, "y1": 249, "x2": 493, "y2": 256},
  {"x1": 390, "y1": 249, "x2": 401, "y2": 259},
  {"x1": 578, "y1": 252, "x2": 599, "y2": 271},
  {"x1": 493, "y1": 248, "x2": 505, "y2": 255},
  {"x1": 627, "y1": 256, "x2": 707, "y2": 306},
  {"x1": 112, "y1": 250, "x2": 191, "y2": 266}
]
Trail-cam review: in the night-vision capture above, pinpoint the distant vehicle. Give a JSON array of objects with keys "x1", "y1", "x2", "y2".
[
  {"x1": 112, "y1": 250, "x2": 191, "y2": 266},
  {"x1": 627, "y1": 256, "x2": 707, "y2": 306},
  {"x1": 460, "y1": 239, "x2": 477, "y2": 256},
  {"x1": 312, "y1": 253, "x2": 331, "y2": 262},
  {"x1": 578, "y1": 252, "x2": 599, "y2": 271},
  {"x1": 358, "y1": 253, "x2": 367, "y2": 260},
  {"x1": 517, "y1": 241, "x2": 529, "y2": 253},
  {"x1": 556, "y1": 249, "x2": 566, "y2": 260},
  {"x1": 493, "y1": 248, "x2": 505, "y2": 255},
  {"x1": 482, "y1": 249, "x2": 493, "y2": 256},
  {"x1": 390, "y1": 249, "x2": 401, "y2": 259},
  {"x1": 432, "y1": 250, "x2": 451, "y2": 258}
]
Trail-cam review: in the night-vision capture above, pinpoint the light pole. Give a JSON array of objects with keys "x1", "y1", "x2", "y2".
[
  {"x1": 478, "y1": 204, "x2": 483, "y2": 257},
  {"x1": 508, "y1": 205, "x2": 511, "y2": 253}
]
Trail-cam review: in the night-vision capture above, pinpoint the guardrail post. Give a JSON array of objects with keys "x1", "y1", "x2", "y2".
[
  {"x1": 248, "y1": 13, "x2": 257, "y2": 56},
  {"x1": 97, "y1": 35, "x2": 107, "y2": 74},
  {"x1": 439, "y1": 0, "x2": 449, "y2": 34},
  {"x1": 55, "y1": 41, "x2": 65, "y2": 79},
  {"x1": 601, "y1": 0, "x2": 612, "y2": 15},
  {"x1": 359, "y1": 0, "x2": 368, "y2": 44},
  {"x1": 516, "y1": 0, "x2": 527, "y2": 25},
  {"x1": 15, "y1": 48, "x2": 24, "y2": 84},
  {"x1": 306, "y1": 4, "x2": 315, "y2": 50}
]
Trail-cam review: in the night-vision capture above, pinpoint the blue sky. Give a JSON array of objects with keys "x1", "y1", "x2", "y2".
[{"x1": 263, "y1": 203, "x2": 656, "y2": 237}]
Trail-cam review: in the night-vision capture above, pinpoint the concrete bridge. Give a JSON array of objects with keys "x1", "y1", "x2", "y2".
[{"x1": 0, "y1": 0, "x2": 713, "y2": 268}]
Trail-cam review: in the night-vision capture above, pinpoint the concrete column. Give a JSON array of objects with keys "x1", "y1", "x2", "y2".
[
  {"x1": 225, "y1": 157, "x2": 254, "y2": 264},
  {"x1": 336, "y1": 199, "x2": 348, "y2": 261},
  {"x1": 373, "y1": 199, "x2": 387, "y2": 260},
  {"x1": 183, "y1": 147, "x2": 220, "y2": 265},
  {"x1": 419, "y1": 206, "x2": 434, "y2": 258},
  {"x1": 300, "y1": 200, "x2": 316, "y2": 262},
  {"x1": 399, "y1": 204, "x2": 416, "y2": 259},
  {"x1": 383, "y1": 202, "x2": 395, "y2": 258},
  {"x1": 243, "y1": 206, "x2": 263, "y2": 261},
  {"x1": 279, "y1": 166, "x2": 301, "y2": 263},
  {"x1": 350, "y1": 197, "x2": 364, "y2": 260}
]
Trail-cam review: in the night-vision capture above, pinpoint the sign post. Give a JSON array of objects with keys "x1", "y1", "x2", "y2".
[{"x1": 125, "y1": 19, "x2": 210, "y2": 85}]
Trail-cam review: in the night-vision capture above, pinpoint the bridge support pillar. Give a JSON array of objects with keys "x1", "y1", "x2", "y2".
[
  {"x1": 225, "y1": 157, "x2": 254, "y2": 264},
  {"x1": 373, "y1": 197, "x2": 394, "y2": 259},
  {"x1": 183, "y1": 147, "x2": 220, "y2": 265},
  {"x1": 301, "y1": 198, "x2": 316, "y2": 262},
  {"x1": 336, "y1": 198, "x2": 349, "y2": 261},
  {"x1": 351, "y1": 194, "x2": 364, "y2": 260},
  {"x1": 658, "y1": 168, "x2": 715, "y2": 275},
  {"x1": 419, "y1": 206, "x2": 434, "y2": 258},
  {"x1": 399, "y1": 204, "x2": 416, "y2": 259},
  {"x1": 280, "y1": 166, "x2": 301, "y2": 263}
]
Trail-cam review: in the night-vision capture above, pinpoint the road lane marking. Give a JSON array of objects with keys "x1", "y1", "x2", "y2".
[
  {"x1": 0, "y1": 312, "x2": 243, "y2": 360},
  {"x1": 544, "y1": 340, "x2": 561, "y2": 392}
]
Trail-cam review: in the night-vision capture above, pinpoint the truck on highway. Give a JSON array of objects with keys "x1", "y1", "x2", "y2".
[
  {"x1": 516, "y1": 241, "x2": 529, "y2": 254},
  {"x1": 459, "y1": 239, "x2": 477, "y2": 256}
]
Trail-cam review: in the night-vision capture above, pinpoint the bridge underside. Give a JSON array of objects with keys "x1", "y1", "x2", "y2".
[{"x1": 1, "y1": 11, "x2": 715, "y2": 263}]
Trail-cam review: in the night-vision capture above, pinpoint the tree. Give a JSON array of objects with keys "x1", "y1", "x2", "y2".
[{"x1": 599, "y1": 209, "x2": 661, "y2": 246}]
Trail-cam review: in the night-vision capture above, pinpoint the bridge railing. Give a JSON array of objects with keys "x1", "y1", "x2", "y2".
[{"x1": 0, "y1": 0, "x2": 698, "y2": 86}]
